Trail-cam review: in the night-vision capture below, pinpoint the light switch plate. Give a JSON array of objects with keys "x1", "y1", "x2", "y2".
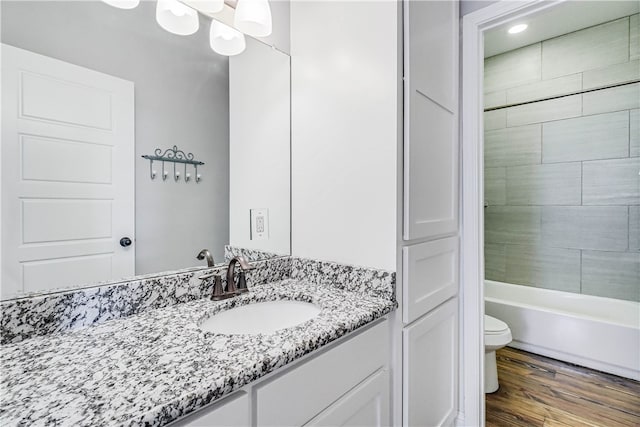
[{"x1": 250, "y1": 208, "x2": 269, "y2": 240}]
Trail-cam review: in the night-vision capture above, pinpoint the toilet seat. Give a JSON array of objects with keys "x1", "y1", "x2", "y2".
[
  {"x1": 485, "y1": 315, "x2": 508, "y2": 334},
  {"x1": 484, "y1": 315, "x2": 512, "y2": 350}
]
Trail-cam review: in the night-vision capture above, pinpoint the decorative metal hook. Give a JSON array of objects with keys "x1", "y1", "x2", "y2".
[
  {"x1": 149, "y1": 159, "x2": 156, "y2": 180},
  {"x1": 184, "y1": 164, "x2": 191, "y2": 182},
  {"x1": 162, "y1": 161, "x2": 168, "y2": 181},
  {"x1": 142, "y1": 146, "x2": 205, "y2": 184}
]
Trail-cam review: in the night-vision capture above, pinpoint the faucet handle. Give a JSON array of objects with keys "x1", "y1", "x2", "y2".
[
  {"x1": 236, "y1": 271, "x2": 249, "y2": 293},
  {"x1": 198, "y1": 271, "x2": 216, "y2": 280}
]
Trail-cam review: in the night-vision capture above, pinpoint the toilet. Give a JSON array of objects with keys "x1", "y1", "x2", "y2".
[{"x1": 484, "y1": 315, "x2": 512, "y2": 393}]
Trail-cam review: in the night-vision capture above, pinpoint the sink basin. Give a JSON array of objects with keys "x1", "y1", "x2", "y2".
[{"x1": 200, "y1": 300, "x2": 321, "y2": 335}]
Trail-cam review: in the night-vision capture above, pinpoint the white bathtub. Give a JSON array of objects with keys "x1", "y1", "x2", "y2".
[{"x1": 485, "y1": 280, "x2": 640, "y2": 380}]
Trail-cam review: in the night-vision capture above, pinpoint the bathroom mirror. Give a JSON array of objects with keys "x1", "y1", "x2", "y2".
[{"x1": 0, "y1": 0, "x2": 291, "y2": 300}]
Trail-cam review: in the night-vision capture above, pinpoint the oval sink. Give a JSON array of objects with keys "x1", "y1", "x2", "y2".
[{"x1": 200, "y1": 300, "x2": 321, "y2": 335}]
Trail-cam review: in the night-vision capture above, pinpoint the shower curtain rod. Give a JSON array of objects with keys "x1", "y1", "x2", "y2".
[{"x1": 483, "y1": 78, "x2": 639, "y2": 113}]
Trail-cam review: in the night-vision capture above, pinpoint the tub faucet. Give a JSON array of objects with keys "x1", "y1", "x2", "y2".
[
  {"x1": 196, "y1": 249, "x2": 215, "y2": 267},
  {"x1": 226, "y1": 256, "x2": 253, "y2": 294}
]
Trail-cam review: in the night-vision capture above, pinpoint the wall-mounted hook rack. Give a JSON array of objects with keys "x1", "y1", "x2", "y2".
[{"x1": 142, "y1": 145, "x2": 204, "y2": 184}]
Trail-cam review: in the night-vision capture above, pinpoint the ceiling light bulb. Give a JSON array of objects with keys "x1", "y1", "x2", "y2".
[
  {"x1": 234, "y1": 0, "x2": 272, "y2": 37},
  {"x1": 508, "y1": 24, "x2": 528, "y2": 34},
  {"x1": 101, "y1": 0, "x2": 140, "y2": 9},
  {"x1": 210, "y1": 19, "x2": 246, "y2": 56},
  {"x1": 156, "y1": 0, "x2": 200, "y2": 36},
  {"x1": 189, "y1": 0, "x2": 224, "y2": 14}
]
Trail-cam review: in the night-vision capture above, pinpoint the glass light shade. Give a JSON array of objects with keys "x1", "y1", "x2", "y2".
[
  {"x1": 101, "y1": 0, "x2": 140, "y2": 9},
  {"x1": 233, "y1": 0, "x2": 272, "y2": 37},
  {"x1": 156, "y1": 0, "x2": 200, "y2": 36},
  {"x1": 210, "y1": 20, "x2": 246, "y2": 56},
  {"x1": 190, "y1": 0, "x2": 224, "y2": 14}
]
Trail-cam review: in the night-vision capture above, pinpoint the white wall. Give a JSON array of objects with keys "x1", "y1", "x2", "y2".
[
  {"x1": 229, "y1": 37, "x2": 291, "y2": 255},
  {"x1": 290, "y1": 1, "x2": 399, "y2": 270},
  {"x1": 258, "y1": 0, "x2": 291, "y2": 54}
]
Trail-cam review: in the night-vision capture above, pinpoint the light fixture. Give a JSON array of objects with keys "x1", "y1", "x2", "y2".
[
  {"x1": 508, "y1": 24, "x2": 528, "y2": 34},
  {"x1": 189, "y1": 0, "x2": 224, "y2": 14},
  {"x1": 101, "y1": 0, "x2": 140, "y2": 9},
  {"x1": 156, "y1": 0, "x2": 200, "y2": 36},
  {"x1": 210, "y1": 19, "x2": 246, "y2": 56},
  {"x1": 234, "y1": 0, "x2": 272, "y2": 37}
]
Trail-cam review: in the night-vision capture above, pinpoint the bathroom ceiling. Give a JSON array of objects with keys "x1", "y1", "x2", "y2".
[{"x1": 484, "y1": 0, "x2": 640, "y2": 58}]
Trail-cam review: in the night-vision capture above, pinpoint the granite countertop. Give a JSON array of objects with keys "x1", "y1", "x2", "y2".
[{"x1": 0, "y1": 279, "x2": 395, "y2": 427}]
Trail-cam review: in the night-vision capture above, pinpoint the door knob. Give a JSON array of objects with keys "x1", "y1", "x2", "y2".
[{"x1": 120, "y1": 237, "x2": 132, "y2": 247}]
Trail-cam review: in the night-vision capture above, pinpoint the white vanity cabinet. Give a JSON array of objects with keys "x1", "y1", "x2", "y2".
[
  {"x1": 305, "y1": 368, "x2": 389, "y2": 427},
  {"x1": 170, "y1": 319, "x2": 390, "y2": 427},
  {"x1": 169, "y1": 392, "x2": 250, "y2": 427}
]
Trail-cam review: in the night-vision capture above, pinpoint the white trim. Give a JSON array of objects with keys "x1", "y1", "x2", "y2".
[{"x1": 459, "y1": 1, "x2": 566, "y2": 425}]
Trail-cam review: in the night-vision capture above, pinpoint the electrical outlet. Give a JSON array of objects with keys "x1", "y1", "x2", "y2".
[{"x1": 250, "y1": 209, "x2": 269, "y2": 240}]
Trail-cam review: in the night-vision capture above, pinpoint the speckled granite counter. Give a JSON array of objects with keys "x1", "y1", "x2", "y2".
[{"x1": 0, "y1": 277, "x2": 395, "y2": 426}]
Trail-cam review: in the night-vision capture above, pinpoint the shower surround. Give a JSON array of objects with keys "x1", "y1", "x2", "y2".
[{"x1": 483, "y1": 14, "x2": 640, "y2": 302}]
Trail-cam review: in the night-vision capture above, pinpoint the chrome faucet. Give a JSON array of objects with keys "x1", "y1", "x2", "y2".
[
  {"x1": 196, "y1": 249, "x2": 215, "y2": 267},
  {"x1": 226, "y1": 256, "x2": 253, "y2": 294}
]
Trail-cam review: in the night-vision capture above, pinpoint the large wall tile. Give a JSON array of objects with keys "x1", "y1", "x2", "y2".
[
  {"x1": 505, "y1": 244, "x2": 581, "y2": 292},
  {"x1": 484, "y1": 243, "x2": 506, "y2": 282},
  {"x1": 583, "y1": 83, "x2": 640, "y2": 115},
  {"x1": 583, "y1": 60, "x2": 640, "y2": 90},
  {"x1": 582, "y1": 251, "x2": 640, "y2": 302},
  {"x1": 485, "y1": 124, "x2": 541, "y2": 167},
  {"x1": 630, "y1": 206, "x2": 640, "y2": 251},
  {"x1": 506, "y1": 74, "x2": 582, "y2": 105},
  {"x1": 506, "y1": 163, "x2": 581, "y2": 205},
  {"x1": 631, "y1": 109, "x2": 639, "y2": 157},
  {"x1": 541, "y1": 206, "x2": 628, "y2": 251},
  {"x1": 484, "y1": 167, "x2": 506, "y2": 206},
  {"x1": 631, "y1": 14, "x2": 639, "y2": 61},
  {"x1": 484, "y1": 43, "x2": 541, "y2": 93},
  {"x1": 506, "y1": 94, "x2": 581, "y2": 127},
  {"x1": 484, "y1": 109, "x2": 506, "y2": 131},
  {"x1": 583, "y1": 158, "x2": 640, "y2": 205},
  {"x1": 484, "y1": 91, "x2": 506, "y2": 109},
  {"x1": 542, "y1": 111, "x2": 629, "y2": 163},
  {"x1": 542, "y1": 18, "x2": 629, "y2": 79},
  {"x1": 485, "y1": 206, "x2": 541, "y2": 244}
]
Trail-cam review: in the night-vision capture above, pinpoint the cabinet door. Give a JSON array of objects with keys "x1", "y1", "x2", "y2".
[
  {"x1": 169, "y1": 391, "x2": 249, "y2": 427},
  {"x1": 256, "y1": 320, "x2": 389, "y2": 426},
  {"x1": 403, "y1": 237, "x2": 458, "y2": 324},
  {"x1": 403, "y1": 298, "x2": 458, "y2": 427},
  {"x1": 403, "y1": 0, "x2": 459, "y2": 241},
  {"x1": 305, "y1": 369, "x2": 390, "y2": 427}
]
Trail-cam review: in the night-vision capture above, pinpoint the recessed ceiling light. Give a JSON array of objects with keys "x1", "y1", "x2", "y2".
[{"x1": 508, "y1": 24, "x2": 528, "y2": 34}]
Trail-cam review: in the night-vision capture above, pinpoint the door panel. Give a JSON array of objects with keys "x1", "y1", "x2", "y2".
[
  {"x1": 305, "y1": 369, "x2": 390, "y2": 427},
  {"x1": 403, "y1": 0, "x2": 459, "y2": 242},
  {"x1": 403, "y1": 298, "x2": 458, "y2": 427},
  {"x1": 21, "y1": 135, "x2": 112, "y2": 183},
  {"x1": 402, "y1": 236, "x2": 458, "y2": 324},
  {"x1": 1, "y1": 44, "x2": 134, "y2": 298}
]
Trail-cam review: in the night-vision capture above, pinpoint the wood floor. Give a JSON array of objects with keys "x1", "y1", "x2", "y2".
[{"x1": 485, "y1": 347, "x2": 640, "y2": 427}]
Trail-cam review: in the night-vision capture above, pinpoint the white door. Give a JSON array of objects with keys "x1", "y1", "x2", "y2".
[{"x1": 1, "y1": 44, "x2": 134, "y2": 298}]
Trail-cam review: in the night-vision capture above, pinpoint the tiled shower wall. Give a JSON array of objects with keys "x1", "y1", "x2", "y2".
[{"x1": 483, "y1": 15, "x2": 640, "y2": 302}]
